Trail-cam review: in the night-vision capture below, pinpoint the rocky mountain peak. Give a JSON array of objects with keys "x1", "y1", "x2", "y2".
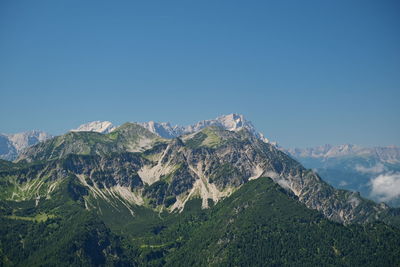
[
  {"x1": 66, "y1": 114, "x2": 271, "y2": 145},
  {"x1": 214, "y1": 113, "x2": 246, "y2": 131},
  {"x1": 137, "y1": 114, "x2": 271, "y2": 144},
  {"x1": 71, "y1": 121, "x2": 116, "y2": 134}
]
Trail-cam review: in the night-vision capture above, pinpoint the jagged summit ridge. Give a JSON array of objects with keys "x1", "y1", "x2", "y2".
[
  {"x1": 138, "y1": 121, "x2": 181, "y2": 139},
  {"x1": 1, "y1": 114, "x2": 269, "y2": 161},
  {"x1": 139, "y1": 113, "x2": 270, "y2": 143},
  {"x1": 71, "y1": 120, "x2": 116, "y2": 134},
  {"x1": 70, "y1": 114, "x2": 270, "y2": 143}
]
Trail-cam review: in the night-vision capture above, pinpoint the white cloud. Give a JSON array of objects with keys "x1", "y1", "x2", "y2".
[
  {"x1": 347, "y1": 194, "x2": 360, "y2": 207},
  {"x1": 264, "y1": 171, "x2": 293, "y2": 192},
  {"x1": 339, "y1": 181, "x2": 348, "y2": 186},
  {"x1": 264, "y1": 171, "x2": 280, "y2": 179},
  {"x1": 355, "y1": 163, "x2": 385, "y2": 174},
  {"x1": 370, "y1": 172, "x2": 400, "y2": 202},
  {"x1": 276, "y1": 179, "x2": 290, "y2": 190}
]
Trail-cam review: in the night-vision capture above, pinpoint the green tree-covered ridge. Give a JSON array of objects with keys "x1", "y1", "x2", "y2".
[{"x1": 1, "y1": 177, "x2": 399, "y2": 266}]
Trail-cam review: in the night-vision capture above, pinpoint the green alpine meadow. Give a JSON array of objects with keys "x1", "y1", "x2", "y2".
[{"x1": 1, "y1": 122, "x2": 399, "y2": 266}]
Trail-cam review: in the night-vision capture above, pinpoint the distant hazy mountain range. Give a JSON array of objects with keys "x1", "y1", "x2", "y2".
[
  {"x1": 0, "y1": 131, "x2": 52, "y2": 161},
  {"x1": 285, "y1": 144, "x2": 400, "y2": 207},
  {"x1": 286, "y1": 144, "x2": 400, "y2": 164}
]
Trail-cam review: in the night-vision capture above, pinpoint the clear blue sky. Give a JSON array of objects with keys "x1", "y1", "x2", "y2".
[{"x1": 1, "y1": 0, "x2": 399, "y2": 148}]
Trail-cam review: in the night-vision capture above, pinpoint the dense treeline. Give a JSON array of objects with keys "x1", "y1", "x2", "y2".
[
  {"x1": 0, "y1": 177, "x2": 130, "y2": 266},
  {"x1": 165, "y1": 178, "x2": 400, "y2": 266},
  {"x1": 1, "y1": 177, "x2": 400, "y2": 266}
]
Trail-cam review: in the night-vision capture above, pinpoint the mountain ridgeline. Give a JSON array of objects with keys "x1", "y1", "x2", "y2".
[
  {"x1": 0, "y1": 114, "x2": 270, "y2": 161},
  {"x1": 1, "y1": 120, "x2": 400, "y2": 266},
  {"x1": 13, "y1": 123, "x2": 395, "y2": 225}
]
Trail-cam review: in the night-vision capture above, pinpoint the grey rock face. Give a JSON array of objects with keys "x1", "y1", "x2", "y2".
[
  {"x1": 71, "y1": 121, "x2": 116, "y2": 133},
  {"x1": 0, "y1": 131, "x2": 52, "y2": 161}
]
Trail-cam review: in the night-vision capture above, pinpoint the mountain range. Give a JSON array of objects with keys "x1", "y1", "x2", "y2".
[
  {"x1": 71, "y1": 113, "x2": 270, "y2": 142},
  {"x1": 13, "y1": 122, "x2": 393, "y2": 224},
  {"x1": 1, "y1": 115, "x2": 399, "y2": 265},
  {"x1": 2, "y1": 114, "x2": 399, "y2": 207},
  {"x1": 0, "y1": 114, "x2": 269, "y2": 161},
  {"x1": 286, "y1": 144, "x2": 400, "y2": 164},
  {"x1": 0, "y1": 131, "x2": 52, "y2": 161},
  {"x1": 286, "y1": 144, "x2": 400, "y2": 207}
]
